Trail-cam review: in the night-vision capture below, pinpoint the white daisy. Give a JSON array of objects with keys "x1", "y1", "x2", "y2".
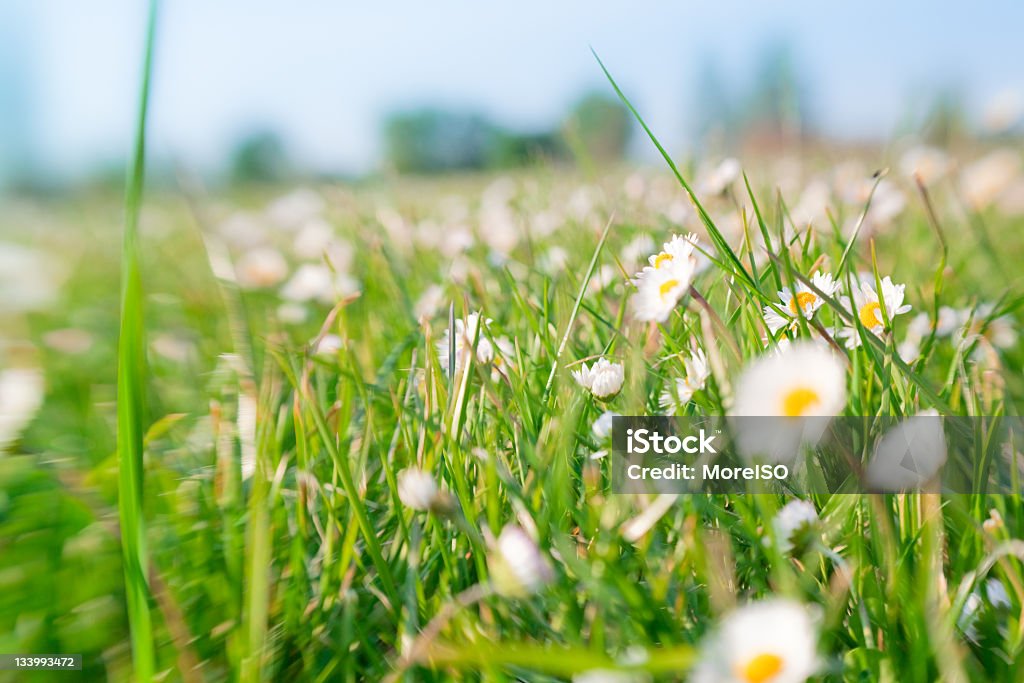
[
  {"x1": 314, "y1": 334, "x2": 344, "y2": 356},
  {"x1": 490, "y1": 335, "x2": 516, "y2": 381},
  {"x1": 773, "y1": 500, "x2": 821, "y2": 555},
  {"x1": 960, "y1": 149, "x2": 1021, "y2": 209},
  {"x1": 838, "y1": 276, "x2": 912, "y2": 348},
  {"x1": 488, "y1": 525, "x2": 554, "y2": 597},
  {"x1": 0, "y1": 243, "x2": 65, "y2": 313},
  {"x1": 699, "y1": 157, "x2": 741, "y2": 196},
  {"x1": 692, "y1": 599, "x2": 819, "y2": 683},
  {"x1": 538, "y1": 246, "x2": 570, "y2": 274},
  {"x1": 621, "y1": 234, "x2": 656, "y2": 269},
  {"x1": 762, "y1": 272, "x2": 838, "y2": 334},
  {"x1": 280, "y1": 263, "x2": 358, "y2": 304},
  {"x1": 413, "y1": 284, "x2": 445, "y2": 321},
  {"x1": 592, "y1": 410, "x2": 619, "y2": 441},
  {"x1": 732, "y1": 343, "x2": 846, "y2": 420},
  {"x1": 899, "y1": 145, "x2": 951, "y2": 185},
  {"x1": 572, "y1": 358, "x2": 625, "y2": 400},
  {"x1": 865, "y1": 409, "x2": 946, "y2": 492},
  {"x1": 437, "y1": 313, "x2": 510, "y2": 380},
  {"x1": 235, "y1": 247, "x2": 289, "y2": 289},
  {"x1": 659, "y1": 348, "x2": 710, "y2": 414},
  {"x1": 730, "y1": 343, "x2": 847, "y2": 463},
  {"x1": 955, "y1": 303, "x2": 1018, "y2": 351},
  {"x1": 276, "y1": 303, "x2": 308, "y2": 324},
  {"x1": 898, "y1": 307, "x2": 960, "y2": 363},
  {"x1": 397, "y1": 467, "x2": 446, "y2": 512},
  {"x1": 631, "y1": 266, "x2": 693, "y2": 323},
  {"x1": 0, "y1": 367, "x2": 45, "y2": 449},
  {"x1": 265, "y1": 188, "x2": 325, "y2": 230},
  {"x1": 42, "y1": 328, "x2": 93, "y2": 355},
  {"x1": 789, "y1": 180, "x2": 831, "y2": 230},
  {"x1": 638, "y1": 232, "x2": 700, "y2": 278}
]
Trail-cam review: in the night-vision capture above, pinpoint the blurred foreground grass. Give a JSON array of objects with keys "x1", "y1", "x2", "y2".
[{"x1": 1, "y1": 127, "x2": 1024, "y2": 682}]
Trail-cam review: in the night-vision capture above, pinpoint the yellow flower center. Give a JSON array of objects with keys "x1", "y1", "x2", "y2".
[
  {"x1": 740, "y1": 653, "x2": 784, "y2": 683},
  {"x1": 788, "y1": 291, "x2": 817, "y2": 315},
  {"x1": 653, "y1": 252, "x2": 674, "y2": 268},
  {"x1": 859, "y1": 301, "x2": 882, "y2": 328},
  {"x1": 659, "y1": 279, "x2": 680, "y2": 298},
  {"x1": 781, "y1": 386, "x2": 820, "y2": 417}
]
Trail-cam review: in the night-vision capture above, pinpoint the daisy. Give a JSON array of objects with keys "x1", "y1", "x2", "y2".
[
  {"x1": 276, "y1": 303, "x2": 308, "y2": 324},
  {"x1": 897, "y1": 307, "x2": 960, "y2": 363},
  {"x1": 955, "y1": 303, "x2": 1018, "y2": 351},
  {"x1": 659, "y1": 348, "x2": 710, "y2": 414},
  {"x1": 730, "y1": 343, "x2": 847, "y2": 463},
  {"x1": 773, "y1": 500, "x2": 821, "y2": 555},
  {"x1": 899, "y1": 145, "x2": 951, "y2": 185},
  {"x1": 314, "y1": 334, "x2": 344, "y2": 356},
  {"x1": 42, "y1": 328, "x2": 93, "y2": 355},
  {"x1": 488, "y1": 525, "x2": 554, "y2": 598},
  {"x1": 699, "y1": 157, "x2": 741, "y2": 196},
  {"x1": 265, "y1": 188, "x2": 325, "y2": 230},
  {"x1": 732, "y1": 343, "x2": 846, "y2": 420},
  {"x1": 621, "y1": 234, "x2": 656, "y2": 269},
  {"x1": 280, "y1": 263, "x2": 359, "y2": 304},
  {"x1": 235, "y1": 247, "x2": 289, "y2": 289},
  {"x1": 838, "y1": 276, "x2": 912, "y2": 348},
  {"x1": 592, "y1": 410, "x2": 619, "y2": 441},
  {"x1": 762, "y1": 272, "x2": 838, "y2": 334},
  {"x1": 413, "y1": 284, "x2": 445, "y2": 321},
  {"x1": 960, "y1": 149, "x2": 1021, "y2": 209},
  {"x1": 692, "y1": 599, "x2": 819, "y2": 683},
  {"x1": 437, "y1": 313, "x2": 511, "y2": 380},
  {"x1": 396, "y1": 467, "x2": 449, "y2": 512},
  {"x1": 572, "y1": 358, "x2": 625, "y2": 400},
  {"x1": 632, "y1": 266, "x2": 693, "y2": 323},
  {"x1": 0, "y1": 367, "x2": 45, "y2": 449},
  {"x1": 489, "y1": 335, "x2": 516, "y2": 381},
  {"x1": 865, "y1": 409, "x2": 946, "y2": 492},
  {"x1": 638, "y1": 232, "x2": 700, "y2": 278}
]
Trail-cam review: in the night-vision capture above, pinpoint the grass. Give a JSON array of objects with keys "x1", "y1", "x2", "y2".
[
  {"x1": 1, "y1": 17, "x2": 1023, "y2": 683},
  {"x1": 115, "y1": 1, "x2": 159, "y2": 681}
]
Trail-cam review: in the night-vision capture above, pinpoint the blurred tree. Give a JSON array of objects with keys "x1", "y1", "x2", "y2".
[
  {"x1": 490, "y1": 130, "x2": 566, "y2": 168},
  {"x1": 563, "y1": 92, "x2": 632, "y2": 164},
  {"x1": 230, "y1": 130, "x2": 291, "y2": 183},
  {"x1": 383, "y1": 109, "x2": 499, "y2": 173}
]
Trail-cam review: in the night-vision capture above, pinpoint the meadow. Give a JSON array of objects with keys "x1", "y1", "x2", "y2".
[{"x1": 2, "y1": 34, "x2": 1024, "y2": 683}]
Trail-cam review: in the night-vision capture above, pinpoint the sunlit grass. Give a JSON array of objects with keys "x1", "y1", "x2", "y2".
[
  {"x1": 116, "y1": 1, "x2": 159, "y2": 681},
  {"x1": 1, "y1": 18, "x2": 1023, "y2": 683}
]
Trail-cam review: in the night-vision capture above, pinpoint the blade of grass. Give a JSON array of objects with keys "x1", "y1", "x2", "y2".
[
  {"x1": 117, "y1": 2, "x2": 159, "y2": 681},
  {"x1": 592, "y1": 48, "x2": 760, "y2": 296},
  {"x1": 541, "y1": 214, "x2": 614, "y2": 412}
]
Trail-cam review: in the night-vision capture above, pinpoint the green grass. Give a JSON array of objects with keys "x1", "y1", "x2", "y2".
[
  {"x1": 115, "y1": 1, "x2": 159, "y2": 681},
  {"x1": 1, "y1": 21, "x2": 1024, "y2": 683}
]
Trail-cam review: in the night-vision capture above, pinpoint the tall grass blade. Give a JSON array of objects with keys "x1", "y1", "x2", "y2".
[{"x1": 117, "y1": 2, "x2": 159, "y2": 680}]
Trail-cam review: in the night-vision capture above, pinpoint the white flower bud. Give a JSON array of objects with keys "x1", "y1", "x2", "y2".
[
  {"x1": 773, "y1": 499, "x2": 820, "y2": 554},
  {"x1": 397, "y1": 467, "x2": 441, "y2": 512},
  {"x1": 572, "y1": 358, "x2": 624, "y2": 400},
  {"x1": 489, "y1": 525, "x2": 554, "y2": 597}
]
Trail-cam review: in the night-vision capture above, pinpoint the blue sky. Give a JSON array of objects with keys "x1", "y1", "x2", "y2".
[{"x1": 3, "y1": 1, "x2": 1022, "y2": 178}]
